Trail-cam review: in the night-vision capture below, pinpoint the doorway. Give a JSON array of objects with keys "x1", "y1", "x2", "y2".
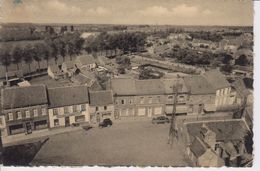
[
  {"x1": 65, "y1": 117, "x2": 70, "y2": 127},
  {"x1": 25, "y1": 122, "x2": 32, "y2": 134}
]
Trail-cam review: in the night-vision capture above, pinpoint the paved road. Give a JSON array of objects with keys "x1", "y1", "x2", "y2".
[{"x1": 31, "y1": 121, "x2": 191, "y2": 166}]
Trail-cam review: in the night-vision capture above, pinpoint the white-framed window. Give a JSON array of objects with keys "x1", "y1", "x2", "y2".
[
  {"x1": 8, "y1": 113, "x2": 13, "y2": 121},
  {"x1": 16, "y1": 111, "x2": 22, "y2": 119},
  {"x1": 81, "y1": 104, "x2": 86, "y2": 111},
  {"x1": 77, "y1": 105, "x2": 82, "y2": 112},
  {"x1": 54, "y1": 119, "x2": 59, "y2": 126},
  {"x1": 156, "y1": 96, "x2": 161, "y2": 103},
  {"x1": 121, "y1": 99, "x2": 125, "y2": 105},
  {"x1": 64, "y1": 106, "x2": 69, "y2": 114},
  {"x1": 42, "y1": 108, "x2": 47, "y2": 115},
  {"x1": 53, "y1": 108, "x2": 59, "y2": 115},
  {"x1": 148, "y1": 97, "x2": 152, "y2": 104},
  {"x1": 25, "y1": 110, "x2": 30, "y2": 118},
  {"x1": 33, "y1": 109, "x2": 38, "y2": 117},
  {"x1": 140, "y1": 97, "x2": 144, "y2": 104}
]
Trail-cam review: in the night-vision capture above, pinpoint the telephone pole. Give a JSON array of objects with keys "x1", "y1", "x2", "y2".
[{"x1": 168, "y1": 84, "x2": 179, "y2": 147}]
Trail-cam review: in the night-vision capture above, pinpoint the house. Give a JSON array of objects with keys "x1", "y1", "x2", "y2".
[
  {"x1": 47, "y1": 85, "x2": 90, "y2": 128},
  {"x1": 89, "y1": 90, "x2": 114, "y2": 123},
  {"x1": 0, "y1": 85, "x2": 49, "y2": 137},
  {"x1": 75, "y1": 55, "x2": 97, "y2": 71},
  {"x1": 203, "y1": 70, "x2": 232, "y2": 109},
  {"x1": 61, "y1": 61, "x2": 76, "y2": 78},
  {"x1": 111, "y1": 78, "x2": 136, "y2": 119},
  {"x1": 47, "y1": 65, "x2": 63, "y2": 80},
  {"x1": 183, "y1": 75, "x2": 216, "y2": 115},
  {"x1": 111, "y1": 78, "x2": 166, "y2": 118},
  {"x1": 135, "y1": 79, "x2": 165, "y2": 117},
  {"x1": 185, "y1": 120, "x2": 249, "y2": 167},
  {"x1": 162, "y1": 78, "x2": 189, "y2": 115}
]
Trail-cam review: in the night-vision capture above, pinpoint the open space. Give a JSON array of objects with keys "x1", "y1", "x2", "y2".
[{"x1": 31, "y1": 121, "x2": 190, "y2": 166}]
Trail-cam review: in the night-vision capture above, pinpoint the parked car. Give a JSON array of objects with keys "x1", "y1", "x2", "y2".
[
  {"x1": 152, "y1": 116, "x2": 170, "y2": 124},
  {"x1": 99, "y1": 118, "x2": 113, "y2": 128}
]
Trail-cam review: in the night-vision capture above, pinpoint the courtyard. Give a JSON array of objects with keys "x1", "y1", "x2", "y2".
[{"x1": 30, "y1": 120, "x2": 191, "y2": 166}]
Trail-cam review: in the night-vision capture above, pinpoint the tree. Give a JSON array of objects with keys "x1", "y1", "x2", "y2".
[
  {"x1": 222, "y1": 53, "x2": 233, "y2": 64},
  {"x1": 12, "y1": 45, "x2": 23, "y2": 70},
  {"x1": 0, "y1": 49, "x2": 11, "y2": 72},
  {"x1": 22, "y1": 44, "x2": 34, "y2": 72},
  {"x1": 235, "y1": 54, "x2": 248, "y2": 66},
  {"x1": 221, "y1": 64, "x2": 233, "y2": 73}
]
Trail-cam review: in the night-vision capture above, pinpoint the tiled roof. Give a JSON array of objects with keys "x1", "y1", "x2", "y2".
[
  {"x1": 186, "y1": 120, "x2": 248, "y2": 143},
  {"x1": 47, "y1": 85, "x2": 89, "y2": 108},
  {"x1": 162, "y1": 78, "x2": 188, "y2": 94},
  {"x1": 135, "y1": 79, "x2": 165, "y2": 95},
  {"x1": 203, "y1": 70, "x2": 230, "y2": 90},
  {"x1": 183, "y1": 75, "x2": 215, "y2": 95},
  {"x1": 111, "y1": 78, "x2": 136, "y2": 96},
  {"x1": 190, "y1": 137, "x2": 207, "y2": 158},
  {"x1": 89, "y1": 90, "x2": 113, "y2": 106},
  {"x1": 1, "y1": 85, "x2": 48, "y2": 110}
]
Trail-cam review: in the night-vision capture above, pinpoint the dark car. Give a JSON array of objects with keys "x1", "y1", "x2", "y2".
[
  {"x1": 152, "y1": 116, "x2": 170, "y2": 124},
  {"x1": 99, "y1": 118, "x2": 113, "y2": 128}
]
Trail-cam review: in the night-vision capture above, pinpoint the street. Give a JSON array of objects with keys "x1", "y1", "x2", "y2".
[{"x1": 31, "y1": 120, "x2": 191, "y2": 166}]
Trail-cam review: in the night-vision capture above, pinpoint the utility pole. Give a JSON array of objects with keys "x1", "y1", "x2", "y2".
[{"x1": 168, "y1": 84, "x2": 179, "y2": 147}]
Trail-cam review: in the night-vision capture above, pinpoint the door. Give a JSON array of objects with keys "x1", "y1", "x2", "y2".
[
  {"x1": 148, "y1": 107, "x2": 152, "y2": 117},
  {"x1": 65, "y1": 116, "x2": 70, "y2": 127},
  {"x1": 138, "y1": 107, "x2": 146, "y2": 116},
  {"x1": 26, "y1": 122, "x2": 32, "y2": 134}
]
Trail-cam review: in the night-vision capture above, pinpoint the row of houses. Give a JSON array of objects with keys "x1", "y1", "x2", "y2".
[{"x1": 0, "y1": 70, "x2": 243, "y2": 140}]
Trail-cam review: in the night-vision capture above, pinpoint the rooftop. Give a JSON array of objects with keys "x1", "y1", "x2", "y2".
[
  {"x1": 186, "y1": 120, "x2": 248, "y2": 143},
  {"x1": 89, "y1": 90, "x2": 113, "y2": 106},
  {"x1": 47, "y1": 85, "x2": 89, "y2": 108},
  {"x1": 135, "y1": 79, "x2": 165, "y2": 95},
  {"x1": 203, "y1": 70, "x2": 230, "y2": 90},
  {"x1": 183, "y1": 75, "x2": 215, "y2": 95},
  {"x1": 1, "y1": 85, "x2": 48, "y2": 110}
]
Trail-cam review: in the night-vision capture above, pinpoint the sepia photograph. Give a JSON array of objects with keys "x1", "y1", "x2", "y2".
[{"x1": 0, "y1": 0, "x2": 254, "y2": 168}]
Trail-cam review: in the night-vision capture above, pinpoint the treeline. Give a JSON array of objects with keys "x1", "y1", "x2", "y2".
[
  {"x1": 84, "y1": 32, "x2": 147, "y2": 56},
  {"x1": 188, "y1": 31, "x2": 223, "y2": 42},
  {"x1": 0, "y1": 32, "x2": 85, "y2": 72}
]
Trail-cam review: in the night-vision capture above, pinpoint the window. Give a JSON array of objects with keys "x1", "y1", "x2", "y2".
[
  {"x1": 0, "y1": 118, "x2": 2, "y2": 126},
  {"x1": 96, "y1": 106, "x2": 99, "y2": 111},
  {"x1": 121, "y1": 99, "x2": 125, "y2": 105},
  {"x1": 33, "y1": 109, "x2": 38, "y2": 117},
  {"x1": 69, "y1": 106, "x2": 73, "y2": 113},
  {"x1": 168, "y1": 95, "x2": 173, "y2": 99},
  {"x1": 25, "y1": 110, "x2": 30, "y2": 118},
  {"x1": 73, "y1": 105, "x2": 77, "y2": 112},
  {"x1": 64, "y1": 106, "x2": 69, "y2": 114},
  {"x1": 148, "y1": 97, "x2": 152, "y2": 104},
  {"x1": 42, "y1": 108, "x2": 47, "y2": 115},
  {"x1": 104, "y1": 106, "x2": 107, "y2": 110},
  {"x1": 8, "y1": 113, "x2": 13, "y2": 121},
  {"x1": 75, "y1": 115, "x2": 85, "y2": 122},
  {"x1": 77, "y1": 105, "x2": 82, "y2": 112},
  {"x1": 16, "y1": 111, "x2": 22, "y2": 119},
  {"x1": 129, "y1": 99, "x2": 133, "y2": 104},
  {"x1": 81, "y1": 104, "x2": 86, "y2": 111},
  {"x1": 54, "y1": 119, "x2": 59, "y2": 126},
  {"x1": 157, "y1": 96, "x2": 161, "y2": 103},
  {"x1": 140, "y1": 97, "x2": 144, "y2": 104},
  {"x1": 53, "y1": 108, "x2": 58, "y2": 116}
]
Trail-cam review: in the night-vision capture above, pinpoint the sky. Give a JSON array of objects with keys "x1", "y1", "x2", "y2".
[{"x1": 0, "y1": 0, "x2": 254, "y2": 26}]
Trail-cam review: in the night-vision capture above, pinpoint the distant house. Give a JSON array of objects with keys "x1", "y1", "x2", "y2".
[
  {"x1": 0, "y1": 85, "x2": 49, "y2": 137},
  {"x1": 111, "y1": 78, "x2": 136, "y2": 119},
  {"x1": 61, "y1": 61, "x2": 76, "y2": 77},
  {"x1": 47, "y1": 65, "x2": 63, "y2": 80},
  {"x1": 134, "y1": 79, "x2": 165, "y2": 117},
  {"x1": 89, "y1": 90, "x2": 114, "y2": 123},
  {"x1": 47, "y1": 85, "x2": 90, "y2": 128},
  {"x1": 75, "y1": 55, "x2": 97, "y2": 71},
  {"x1": 162, "y1": 78, "x2": 189, "y2": 115},
  {"x1": 183, "y1": 75, "x2": 216, "y2": 115},
  {"x1": 185, "y1": 120, "x2": 249, "y2": 167},
  {"x1": 111, "y1": 78, "x2": 165, "y2": 118},
  {"x1": 203, "y1": 70, "x2": 232, "y2": 109}
]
